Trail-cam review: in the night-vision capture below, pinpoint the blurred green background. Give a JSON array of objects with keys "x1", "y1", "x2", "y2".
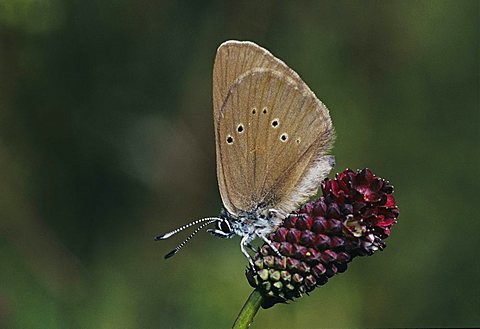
[{"x1": 0, "y1": 1, "x2": 478, "y2": 328}]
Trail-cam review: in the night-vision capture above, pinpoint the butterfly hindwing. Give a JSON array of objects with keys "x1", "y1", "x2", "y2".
[{"x1": 216, "y1": 68, "x2": 334, "y2": 216}]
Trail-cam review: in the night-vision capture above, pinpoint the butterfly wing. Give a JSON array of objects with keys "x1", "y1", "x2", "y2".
[
  {"x1": 213, "y1": 41, "x2": 308, "y2": 214},
  {"x1": 216, "y1": 68, "x2": 335, "y2": 216}
]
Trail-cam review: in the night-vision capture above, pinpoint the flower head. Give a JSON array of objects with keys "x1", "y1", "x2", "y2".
[{"x1": 246, "y1": 168, "x2": 399, "y2": 308}]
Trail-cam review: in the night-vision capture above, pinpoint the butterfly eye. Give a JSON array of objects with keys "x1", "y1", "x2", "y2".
[{"x1": 219, "y1": 220, "x2": 232, "y2": 233}]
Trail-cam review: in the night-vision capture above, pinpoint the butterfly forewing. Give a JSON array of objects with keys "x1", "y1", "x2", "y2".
[
  {"x1": 217, "y1": 68, "x2": 334, "y2": 215},
  {"x1": 213, "y1": 40, "x2": 304, "y2": 124}
]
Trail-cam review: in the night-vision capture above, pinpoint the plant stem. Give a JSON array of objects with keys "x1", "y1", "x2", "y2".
[{"x1": 232, "y1": 289, "x2": 263, "y2": 329}]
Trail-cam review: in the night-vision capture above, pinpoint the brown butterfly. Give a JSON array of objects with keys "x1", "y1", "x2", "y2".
[{"x1": 156, "y1": 40, "x2": 335, "y2": 265}]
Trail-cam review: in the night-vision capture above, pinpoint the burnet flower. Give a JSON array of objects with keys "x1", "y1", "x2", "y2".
[{"x1": 246, "y1": 168, "x2": 399, "y2": 308}]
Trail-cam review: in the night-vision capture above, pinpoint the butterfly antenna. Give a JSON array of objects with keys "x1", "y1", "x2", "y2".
[
  {"x1": 154, "y1": 217, "x2": 221, "y2": 240},
  {"x1": 163, "y1": 219, "x2": 218, "y2": 259}
]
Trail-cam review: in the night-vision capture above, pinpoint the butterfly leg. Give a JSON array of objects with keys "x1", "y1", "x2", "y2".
[
  {"x1": 258, "y1": 232, "x2": 282, "y2": 258},
  {"x1": 246, "y1": 242, "x2": 257, "y2": 253},
  {"x1": 240, "y1": 235, "x2": 255, "y2": 267}
]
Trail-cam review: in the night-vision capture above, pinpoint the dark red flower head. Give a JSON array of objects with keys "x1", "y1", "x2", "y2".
[{"x1": 246, "y1": 168, "x2": 399, "y2": 308}]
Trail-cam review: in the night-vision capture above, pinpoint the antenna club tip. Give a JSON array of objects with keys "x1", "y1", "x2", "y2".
[
  {"x1": 164, "y1": 249, "x2": 177, "y2": 259},
  {"x1": 154, "y1": 235, "x2": 165, "y2": 241}
]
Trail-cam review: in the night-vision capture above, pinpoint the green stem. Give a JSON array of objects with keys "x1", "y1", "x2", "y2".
[{"x1": 232, "y1": 289, "x2": 263, "y2": 329}]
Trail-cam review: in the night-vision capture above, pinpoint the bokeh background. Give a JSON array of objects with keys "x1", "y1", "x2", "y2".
[{"x1": 1, "y1": 1, "x2": 478, "y2": 328}]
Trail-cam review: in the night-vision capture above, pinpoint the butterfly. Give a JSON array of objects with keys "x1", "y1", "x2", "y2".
[{"x1": 156, "y1": 40, "x2": 335, "y2": 266}]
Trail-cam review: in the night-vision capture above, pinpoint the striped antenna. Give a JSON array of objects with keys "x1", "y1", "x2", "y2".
[
  {"x1": 162, "y1": 219, "x2": 219, "y2": 259},
  {"x1": 154, "y1": 217, "x2": 221, "y2": 240}
]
